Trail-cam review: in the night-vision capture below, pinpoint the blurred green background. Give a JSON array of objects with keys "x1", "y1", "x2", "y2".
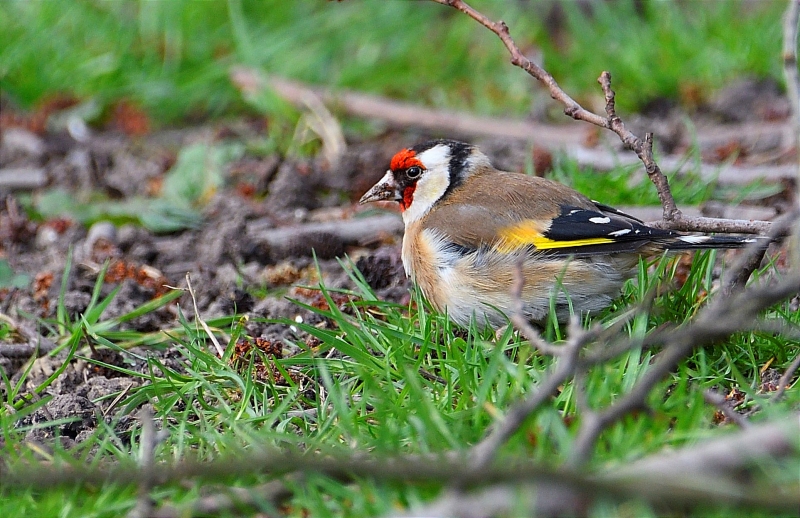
[{"x1": 0, "y1": 0, "x2": 786, "y2": 126}]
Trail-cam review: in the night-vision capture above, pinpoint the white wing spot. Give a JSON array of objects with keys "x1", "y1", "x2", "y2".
[
  {"x1": 589, "y1": 217, "x2": 611, "y2": 224},
  {"x1": 744, "y1": 238, "x2": 757, "y2": 243},
  {"x1": 679, "y1": 236, "x2": 710, "y2": 244},
  {"x1": 609, "y1": 229, "x2": 631, "y2": 237},
  {"x1": 569, "y1": 209, "x2": 581, "y2": 215}
]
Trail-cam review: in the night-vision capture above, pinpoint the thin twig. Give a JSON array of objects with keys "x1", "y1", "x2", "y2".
[
  {"x1": 393, "y1": 483, "x2": 586, "y2": 518},
  {"x1": 722, "y1": 209, "x2": 799, "y2": 293},
  {"x1": 102, "y1": 382, "x2": 134, "y2": 418},
  {"x1": 434, "y1": 0, "x2": 606, "y2": 126},
  {"x1": 723, "y1": 246, "x2": 768, "y2": 294},
  {"x1": 508, "y1": 261, "x2": 565, "y2": 357},
  {"x1": 645, "y1": 216, "x2": 772, "y2": 235},
  {"x1": 470, "y1": 312, "x2": 590, "y2": 469},
  {"x1": 127, "y1": 410, "x2": 157, "y2": 518},
  {"x1": 771, "y1": 352, "x2": 800, "y2": 401},
  {"x1": 609, "y1": 415, "x2": 798, "y2": 482},
  {"x1": 431, "y1": 0, "x2": 682, "y2": 222},
  {"x1": 418, "y1": 367, "x2": 448, "y2": 385},
  {"x1": 572, "y1": 366, "x2": 592, "y2": 415},
  {"x1": 468, "y1": 351, "x2": 576, "y2": 469},
  {"x1": 185, "y1": 274, "x2": 225, "y2": 357},
  {"x1": 581, "y1": 288, "x2": 661, "y2": 365},
  {"x1": 152, "y1": 479, "x2": 294, "y2": 518},
  {"x1": 0, "y1": 315, "x2": 58, "y2": 358}
]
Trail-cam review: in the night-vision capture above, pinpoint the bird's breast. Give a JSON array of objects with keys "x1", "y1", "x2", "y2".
[{"x1": 401, "y1": 224, "x2": 467, "y2": 310}]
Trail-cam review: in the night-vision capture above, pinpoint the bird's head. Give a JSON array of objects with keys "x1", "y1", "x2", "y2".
[{"x1": 359, "y1": 139, "x2": 489, "y2": 223}]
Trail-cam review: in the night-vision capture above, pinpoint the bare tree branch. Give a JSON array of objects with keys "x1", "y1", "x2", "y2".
[
  {"x1": 598, "y1": 71, "x2": 679, "y2": 219},
  {"x1": 246, "y1": 214, "x2": 403, "y2": 257},
  {"x1": 431, "y1": 0, "x2": 683, "y2": 222},
  {"x1": 568, "y1": 269, "x2": 800, "y2": 466},
  {"x1": 646, "y1": 216, "x2": 772, "y2": 235},
  {"x1": 610, "y1": 416, "x2": 798, "y2": 481},
  {"x1": 723, "y1": 246, "x2": 769, "y2": 294},
  {"x1": 252, "y1": 73, "x2": 586, "y2": 148},
  {"x1": 771, "y1": 351, "x2": 800, "y2": 401},
  {"x1": 4, "y1": 419, "x2": 799, "y2": 515},
  {"x1": 467, "y1": 338, "x2": 580, "y2": 470},
  {"x1": 260, "y1": 73, "x2": 794, "y2": 190},
  {"x1": 400, "y1": 416, "x2": 800, "y2": 517},
  {"x1": 469, "y1": 260, "x2": 601, "y2": 469}
]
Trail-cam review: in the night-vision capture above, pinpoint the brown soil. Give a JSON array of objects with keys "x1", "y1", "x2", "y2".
[{"x1": 0, "y1": 119, "x2": 416, "y2": 446}]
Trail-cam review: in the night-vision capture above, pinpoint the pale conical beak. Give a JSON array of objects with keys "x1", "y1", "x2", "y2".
[{"x1": 359, "y1": 171, "x2": 400, "y2": 204}]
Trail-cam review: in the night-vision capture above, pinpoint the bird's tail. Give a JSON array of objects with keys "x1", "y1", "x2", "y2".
[{"x1": 661, "y1": 234, "x2": 765, "y2": 251}]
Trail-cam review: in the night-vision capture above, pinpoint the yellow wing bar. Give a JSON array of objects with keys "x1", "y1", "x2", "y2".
[{"x1": 496, "y1": 220, "x2": 613, "y2": 253}]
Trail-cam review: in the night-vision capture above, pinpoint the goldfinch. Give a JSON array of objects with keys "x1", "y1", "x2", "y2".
[{"x1": 359, "y1": 139, "x2": 758, "y2": 328}]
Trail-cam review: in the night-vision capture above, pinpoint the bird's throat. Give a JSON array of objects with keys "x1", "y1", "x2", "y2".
[{"x1": 400, "y1": 185, "x2": 416, "y2": 211}]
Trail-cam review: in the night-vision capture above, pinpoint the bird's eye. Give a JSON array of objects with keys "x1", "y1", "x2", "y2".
[{"x1": 406, "y1": 166, "x2": 423, "y2": 179}]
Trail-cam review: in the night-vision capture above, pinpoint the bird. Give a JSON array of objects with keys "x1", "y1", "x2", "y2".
[{"x1": 359, "y1": 139, "x2": 759, "y2": 328}]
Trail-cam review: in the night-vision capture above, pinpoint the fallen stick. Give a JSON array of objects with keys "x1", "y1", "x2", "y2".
[
  {"x1": 609, "y1": 415, "x2": 798, "y2": 481},
  {"x1": 265, "y1": 75, "x2": 587, "y2": 148},
  {"x1": 0, "y1": 167, "x2": 47, "y2": 191},
  {"x1": 245, "y1": 214, "x2": 403, "y2": 261},
  {"x1": 616, "y1": 203, "x2": 776, "y2": 223},
  {"x1": 264, "y1": 74, "x2": 795, "y2": 186},
  {"x1": 570, "y1": 146, "x2": 796, "y2": 185}
]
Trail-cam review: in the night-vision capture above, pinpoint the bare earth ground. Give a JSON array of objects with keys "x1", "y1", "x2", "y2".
[
  {"x1": 0, "y1": 77, "x2": 796, "y2": 448},
  {"x1": 0, "y1": 117, "x2": 420, "y2": 448}
]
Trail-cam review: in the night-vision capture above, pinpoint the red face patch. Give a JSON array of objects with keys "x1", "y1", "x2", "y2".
[
  {"x1": 390, "y1": 149, "x2": 423, "y2": 172},
  {"x1": 399, "y1": 185, "x2": 416, "y2": 211}
]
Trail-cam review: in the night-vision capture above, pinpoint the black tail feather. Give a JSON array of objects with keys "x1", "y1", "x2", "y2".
[{"x1": 660, "y1": 234, "x2": 766, "y2": 251}]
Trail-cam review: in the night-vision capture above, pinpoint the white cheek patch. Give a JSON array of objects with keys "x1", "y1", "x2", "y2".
[
  {"x1": 403, "y1": 173, "x2": 448, "y2": 223},
  {"x1": 401, "y1": 146, "x2": 452, "y2": 225}
]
